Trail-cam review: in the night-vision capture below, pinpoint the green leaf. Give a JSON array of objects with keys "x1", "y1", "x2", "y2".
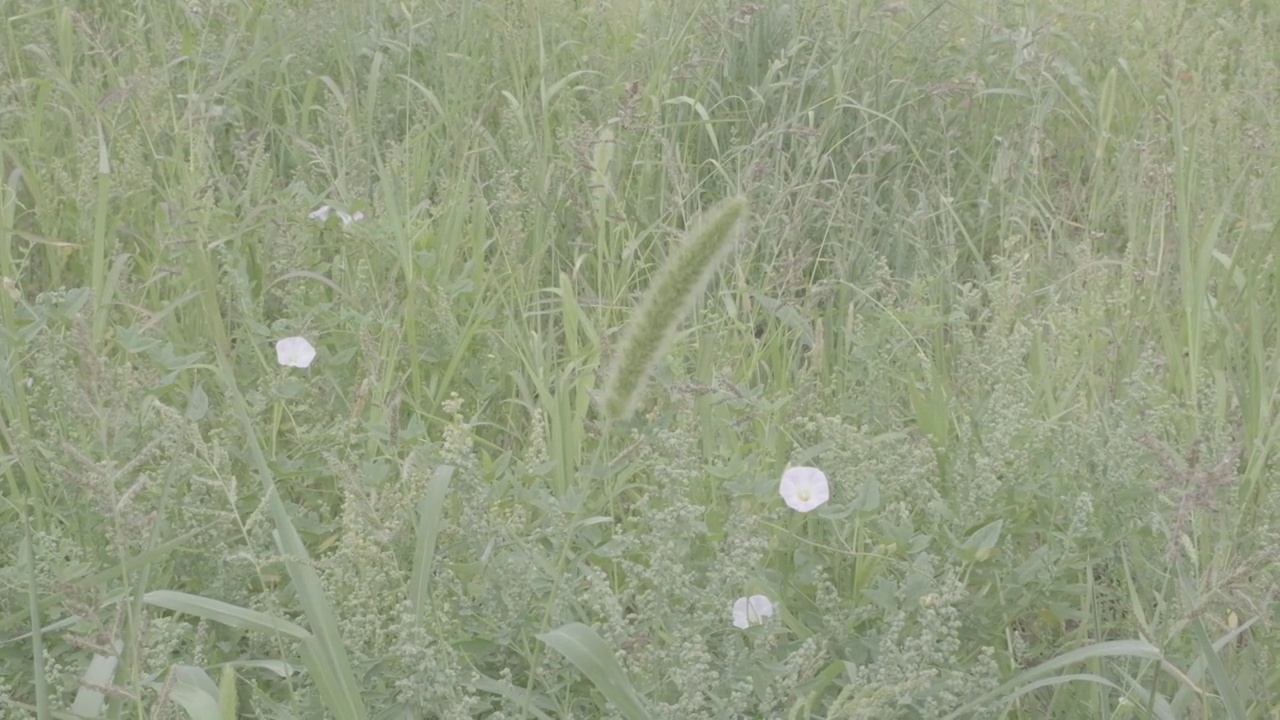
[
  {"x1": 750, "y1": 293, "x2": 815, "y2": 345},
  {"x1": 224, "y1": 659, "x2": 300, "y2": 678},
  {"x1": 960, "y1": 519, "x2": 1004, "y2": 562},
  {"x1": 70, "y1": 638, "x2": 123, "y2": 718},
  {"x1": 114, "y1": 323, "x2": 161, "y2": 353},
  {"x1": 471, "y1": 675, "x2": 559, "y2": 719},
  {"x1": 186, "y1": 382, "x2": 210, "y2": 421},
  {"x1": 537, "y1": 623, "x2": 649, "y2": 720},
  {"x1": 1190, "y1": 615, "x2": 1247, "y2": 720},
  {"x1": 277, "y1": 377, "x2": 307, "y2": 398},
  {"x1": 271, "y1": 514, "x2": 368, "y2": 720},
  {"x1": 855, "y1": 478, "x2": 880, "y2": 513},
  {"x1": 409, "y1": 464, "x2": 455, "y2": 619},
  {"x1": 156, "y1": 665, "x2": 221, "y2": 720},
  {"x1": 143, "y1": 590, "x2": 310, "y2": 639},
  {"x1": 940, "y1": 639, "x2": 1164, "y2": 720}
]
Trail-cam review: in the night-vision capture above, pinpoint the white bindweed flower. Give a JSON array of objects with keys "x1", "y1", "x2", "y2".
[
  {"x1": 309, "y1": 205, "x2": 364, "y2": 225},
  {"x1": 779, "y1": 466, "x2": 829, "y2": 513},
  {"x1": 732, "y1": 595, "x2": 774, "y2": 629},
  {"x1": 276, "y1": 336, "x2": 316, "y2": 368}
]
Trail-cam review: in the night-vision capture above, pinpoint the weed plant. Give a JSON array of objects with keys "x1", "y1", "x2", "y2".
[{"x1": 1, "y1": 0, "x2": 1278, "y2": 718}]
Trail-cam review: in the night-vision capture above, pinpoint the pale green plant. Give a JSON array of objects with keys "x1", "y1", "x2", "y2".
[{"x1": 601, "y1": 196, "x2": 749, "y2": 421}]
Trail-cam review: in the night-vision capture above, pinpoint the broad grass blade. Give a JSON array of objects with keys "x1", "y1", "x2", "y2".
[
  {"x1": 143, "y1": 590, "x2": 309, "y2": 639},
  {"x1": 271, "y1": 518, "x2": 368, "y2": 720},
  {"x1": 537, "y1": 622, "x2": 649, "y2": 720},
  {"x1": 940, "y1": 639, "x2": 1163, "y2": 720},
  {"x1": 70, "y1": 638, "x2": 123, "y2": 718},
  {"x1": 1172, "y1": 614, "x2": 1258, "y2": 714},
  {"x1": 409, "y1": 464, "x2": 455, "y2": 619},
  {"x1": 217, "y1": 352, "x2": 369, "y2": 720},
  {"x1": 471, "y1": 675, "x2": 559, "y2": 720},
  {"x1": 159, "y1": 665, "x2": 221, "y2": 720}
]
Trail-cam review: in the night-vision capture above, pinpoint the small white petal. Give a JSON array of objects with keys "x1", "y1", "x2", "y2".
[
  {"x1": 732, "y1": 595, "x2": 774, "y2": 629},
  {"x1": 276, "y1": 336, "x2": 316, "y2": 368},
  {"x1": 310, "y1": 206, "x2": 363, "y2": 225},
  {"x1": 779, "y1": 466, "x2": 830, "y2": 513}
]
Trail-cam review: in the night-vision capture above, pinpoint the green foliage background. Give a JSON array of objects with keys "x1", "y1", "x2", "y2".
[{"x1": 0, "y1": 0, "x2": 1277, "y2": 717}]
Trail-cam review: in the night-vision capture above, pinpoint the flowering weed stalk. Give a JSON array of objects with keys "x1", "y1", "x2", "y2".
[{"x1": 601, "y1": 196, "x2": 748, "y2": 420}]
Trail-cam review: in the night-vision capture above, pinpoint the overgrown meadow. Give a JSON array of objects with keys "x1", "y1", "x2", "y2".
[{"x1": 1, "y1": 0, "x2": 1278, "y2": 717}]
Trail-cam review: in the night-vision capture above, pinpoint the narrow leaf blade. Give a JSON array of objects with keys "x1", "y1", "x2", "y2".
[
  {"x1": 410, "y1": 465, "x2": 456, "y2": 618},
  {"x1": 537, "y1": 623, "x2": 649, "y2": 720}
]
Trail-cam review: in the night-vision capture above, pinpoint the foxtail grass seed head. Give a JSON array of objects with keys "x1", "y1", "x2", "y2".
[{"x1": 601, "y1": 196, "x2": 748, "y2": 420}]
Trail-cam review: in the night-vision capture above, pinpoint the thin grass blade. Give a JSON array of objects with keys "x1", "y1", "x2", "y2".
[
  {"x1": 217, "y1": 354, "x2": 368, "y2": 720},
  {"x1": 1190, "y1": 615, "x2": 1248, "y2": 720}
]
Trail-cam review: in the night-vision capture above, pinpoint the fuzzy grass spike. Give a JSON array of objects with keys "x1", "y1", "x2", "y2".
[{"x1": 601, "y1": 196, "x2": 748, "y2": 420}]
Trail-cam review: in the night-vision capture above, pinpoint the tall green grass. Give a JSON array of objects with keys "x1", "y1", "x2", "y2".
[{"x1": 0, "y1": 0, "x2": 1277, "y2": 717}]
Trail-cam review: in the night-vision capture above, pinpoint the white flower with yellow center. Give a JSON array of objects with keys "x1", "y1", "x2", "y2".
[
  {"x1": 276, "y1": 336, "x2": 316, "y2": 368},
  {"x1": 732, "y1": 595, "x2": 774, "y2": 629},
  {"x1": 779, "y1": 466, "x2": 829, "y2": 513}
]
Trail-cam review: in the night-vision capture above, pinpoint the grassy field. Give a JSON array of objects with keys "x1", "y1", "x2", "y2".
[{"x1": 1, "y1": 0, "x2": 1278, "y2": 717}]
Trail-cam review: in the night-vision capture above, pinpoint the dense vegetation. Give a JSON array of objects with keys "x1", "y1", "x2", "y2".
[{"x1": 1, "y1": 0, "x2": 1277, "y2": 717}]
